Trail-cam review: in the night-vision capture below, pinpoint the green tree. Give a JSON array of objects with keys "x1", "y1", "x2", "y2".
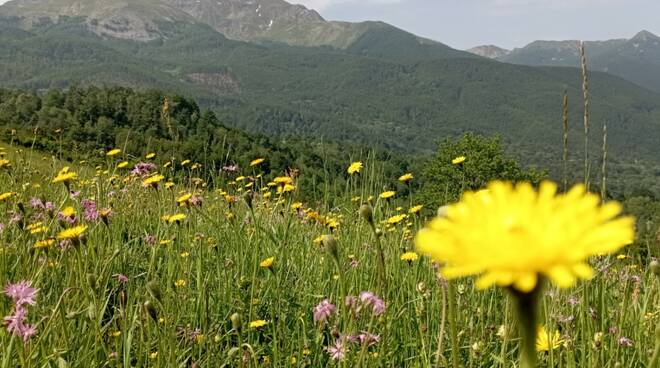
[{"x1": 421, "y1": 133, "x2": 545, "y2": 209}]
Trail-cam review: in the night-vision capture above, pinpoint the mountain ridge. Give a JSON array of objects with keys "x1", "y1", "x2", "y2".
[{"x1": 467, "y1": 30, "x2": 660, "y2": 92}]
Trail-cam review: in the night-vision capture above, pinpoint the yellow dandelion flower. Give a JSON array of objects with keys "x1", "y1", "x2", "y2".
[
  {"x1": 146, "y1": 152, "x2": 156, "y2": 159},
  {"x1": 536, "y1": 326, "x2": 564, "y2": 352},
  {"x1": 165, "y1": 182, "x2": 174, "y2": 189},
  {"x1": 56, "y1": 225, "x2": 88, "y2": 240},
  {"x1": 142, "y1": 174, "x2": 165, "y2": 187},
  {"x1": 110, "y1": 330, "x2": 122, "y2": 337},
  {"x1": 176, "y1": 193, "x2": 192, "y2": 204},
  {"x1": 398, "y1": 173, "x2": 414, "y2": 183},
  {"x1": 60, "y1": 206, "x2": 76, "y2": 217},
  {"x1": 117, "y1": 161, "x2": 129, "y2": 169},
  {"x1": 249, "y1": 320, "x2": 267, "y2": 329},
  {"x1": 616, "y1": 254, "x2": 627, "y2": 260},
  {"x1": 273, "y1": 176, "x2": 294, "y2": 185},
  {"x1": 174, "y1": 279, "x2": 186, "y2": 287},
  {"x1": 29, "y1": 226, "x2": 48, "y2": 234},
  {"x1": 280, "y1": 184, "x2": 296, "y2": 193},
  {"x1": 416, "y1": 181, "x2": 634, "y2": 292},
  {"x1": 291, "y1": 202, "x2": 303, "y2": 210},
  {"x1": 106, "y1": 149, "x2": 122, "y2": 157},
  {"x1": 53, "y1": 169, "x2": 77, "y2": 184},
  {"x1": 409, "y1": 205, "x2": 424, "y2": 214},
  {"x1": 0, "y1": 192, "x2": 15, "y2": 201},
  {"x1": 180, "y1": 252, "x2": 190, "y2": 258},
  {"x1": 34, "y1": 238, "x2": 55, "y2": 249},
  {"x1": 400, "y1": 251, "x2": 419, "y2": 262},
  {"x1": 260, "y1": 257, "x2": 275, "y2": 269},
  {"x1": 250, "y1": 158, "x2": 265, "y2": 167},
  {"x1": 167, "y1": 214, "x2": 187, "y2": 224},
  {"x1": 0, "y1": 159, "x2": 10, "y2": 169},
  {"x1": 149, "y1": 352, "x2": 158, "y2": 359},
  {"x1": 236, "y1": 176, "x2": 246, "y2": 182},
  {"x1": 452, "y1": 156, "x2": 466, "y2": 165},
  {"x1": 387, "y1": 214, "x2": 407, "y2": 225},
  {"x1": 181, "y1": 159, "x2": 191, "y2": 166},
  {"x1": 347, "y1": 161, "x2": 363, "y2": 175},
  {"x1": 379, "y1": 191, "x2": 396, "y2": 200}
]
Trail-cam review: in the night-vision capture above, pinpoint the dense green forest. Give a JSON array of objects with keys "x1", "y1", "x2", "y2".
[{"x1": 0, "y1": 86, "x2": 414, "y2": 202}]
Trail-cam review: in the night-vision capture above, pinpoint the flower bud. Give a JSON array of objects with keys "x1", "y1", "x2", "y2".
[
  {"x1": 651, "y1": 260, "x2": 660, "y2": 276},
  {"x1": 359, "y1": 204, "x2": 373, "y2": 224},
  {"x1": 321, "y1": 235, "x2": 339, "y2": 262},
  {"x1": 146, "y1": 280, "x2": 162, "y2": 302},
  {"x1": 144, "y1": 300, "x2": 158, "y2": 321},
  {"x1": 231, "y1": 313, "x2": 242, "y2": 332}
]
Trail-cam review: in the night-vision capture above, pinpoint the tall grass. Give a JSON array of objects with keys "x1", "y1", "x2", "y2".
[{"x1": 0, "y1": 142, "x2": 658, "y2": 367}]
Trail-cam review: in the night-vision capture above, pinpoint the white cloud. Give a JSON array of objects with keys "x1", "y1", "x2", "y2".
[{"x1": 293, "y1": 0, "x2": 404, "y2": 11}]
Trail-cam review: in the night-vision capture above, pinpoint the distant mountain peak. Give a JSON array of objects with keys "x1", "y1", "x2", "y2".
[
  {"x1": 466, "y1": 45, "x2": 510, "y2": 59},
  {"x1": 631, "y1": 29, "x2": 660, "y2": 42}
]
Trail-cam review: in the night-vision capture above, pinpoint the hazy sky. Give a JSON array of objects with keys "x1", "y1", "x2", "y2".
[
  {"x1": 293, "y1": 0, "x2": 660, "y2": 49},
  {"x1": 0, "y1": 0, "x2": 657, "y2": 49}
]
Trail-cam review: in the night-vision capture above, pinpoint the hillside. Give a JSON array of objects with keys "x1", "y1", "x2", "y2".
[
  {"x1": 470, "y1": 30, "x2": 660, "y2": 93},
  {"x1": 0, "y1": 0, "x2": 474, "y2": 60}
]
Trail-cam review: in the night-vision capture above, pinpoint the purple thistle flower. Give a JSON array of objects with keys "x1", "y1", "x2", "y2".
[
  {"x1": 81, "y1": 199, "x2": 99, "y2": 222},
  {"x1": 28, "y1": 197, "x2": 45, "y2": 210},
  {"x1": 618, "y1": 336, "x2": 633, "y2": 347},
  {"x1": 114, "y1": 274, "x2": 129, "y2": 284},
  {"x1": 131, "y1": 162, "x2": 157, "y2": 176},
  {"x1": 357, "y1": 331, "x2": 381, "y2": 347},
  {"x1": 313, "y1": 299, "x2": 336, "y2": 324},
  {"x1": 3, "y1": 281, "x2": 38, "y2": 307},
  {"x1": 189, "y1": 196, "x2": 203, "y2": 207},
  {"x1": 144, "y1": 234, "x2": 156, "y2": 246},
  {"x1": 9, "y1": 212, "x2": 23, "y2": 225},
  {"x1": 327, "y1": 338, "x2": 348, "y2": 361},
  {"x1": 359, "y1": 291, "x2": 386, "y2": 316},
  {"x1": 44, "y1": 202, "x2": 55, "y2": 213}
]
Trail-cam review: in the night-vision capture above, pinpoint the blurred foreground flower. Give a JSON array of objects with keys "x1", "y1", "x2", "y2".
[
  {"x1": 416, "y1": 181, "x2": 634, "y2": 292},
  {"x1": 416, "y1": 180, "x2": 634, "y2": 368}
]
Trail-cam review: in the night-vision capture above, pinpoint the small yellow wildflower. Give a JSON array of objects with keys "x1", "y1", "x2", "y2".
[
  {"x1": 117, "y1": 161, "x2": 129, "y2": 169},
  {"x1": 379, "y1": 191, "x2": 396, "y2": 200},
  {"x1": 452, "y1": 156, "x2": 466, "y2": 165},
  {"x1": 387, "y1": 214, "x2": 406, "y2": 225},
  {"x1": 250, "y1": 158, "x2": 265, "y2": 167},
  {"x1": 398, "y1": 173, "x2": 414, "y2": 183},
  {"x1": 149, "y1": 352, "x2": 158, "y2": 359},
  {"x1": 400, "y1": 251, "x2": 419, "y2": 262},
  {"x1": 56, "y1": 225, "x2": 88, "y2": 241},
  {"x1": 0, "y1": 192, "x2": 15, "y2": 201},
  {"x1": 142, "y1": 174, "x2": 165, "y2": 187},
  {"x1": 174, "y1": 279, "x2": 186, "y2": 287},
  {"x1": 181, "y1": 159, "x2": 191, "y2": 166},
  {"x1": 0, "y1": 159, "x2": 10, "y2": 169},
  {"x1": 146, "y1": 152, "x2": 156, "y2": 159},
  {"x1": 176, "y1": 193, "x2": 192, "y2": 205},
  {"x1": 347, "y1": 161, "x2": 363, "y2": 175},
  {"x1": 53, "y1": 168, "x2": 77, "y2": 184},
  {"x1": 536, "y1": 326, "x2": 564, "y2": 352},
  {"x1": 60, "y1": 207, "x2": 76, "y2": 217},
  {"x1": 106, "y1": 149, "x2": 122, "y2": 157},
  {"x1": 110, "y1": 331, "x2": 122, "y2": 337},
  {"x1": 260, "y1": 257, "x2": 275, "y2": 269},
  {"x1": 180, "y1": 252, "x2": 190, "y2": 258},
  {"x1": 273, "y1": 176, "x2": 293, "y2": 185},
  {"x1": 166, "y1": 213, "x2": 187, "y2": 224},
  {"x1": 34, "y1": 239, "x2": 55, "y2": 249},
  {"x1": 409, "y1": 205, "x2": 424, "y2": 214},
  {"x1": 249, "y1": 320, "x2": 268, "y2": 329}
]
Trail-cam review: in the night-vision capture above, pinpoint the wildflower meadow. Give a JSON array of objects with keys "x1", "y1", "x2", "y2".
[{"x1": 0, "y1": 141, "x2": 658, "y2": 367}]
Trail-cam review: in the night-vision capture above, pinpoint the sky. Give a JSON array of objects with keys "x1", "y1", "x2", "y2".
[{"x1": 292, "y1": 0, "x2": 660, "y2": 49}]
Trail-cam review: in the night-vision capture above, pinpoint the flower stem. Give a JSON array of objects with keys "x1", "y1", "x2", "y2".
[
  {"x1": 447, "y1": 281, "x2": 460, "y2": 368},
  {"x1": 511, "y1": 287, "x2": 540, "y2": 368}
]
